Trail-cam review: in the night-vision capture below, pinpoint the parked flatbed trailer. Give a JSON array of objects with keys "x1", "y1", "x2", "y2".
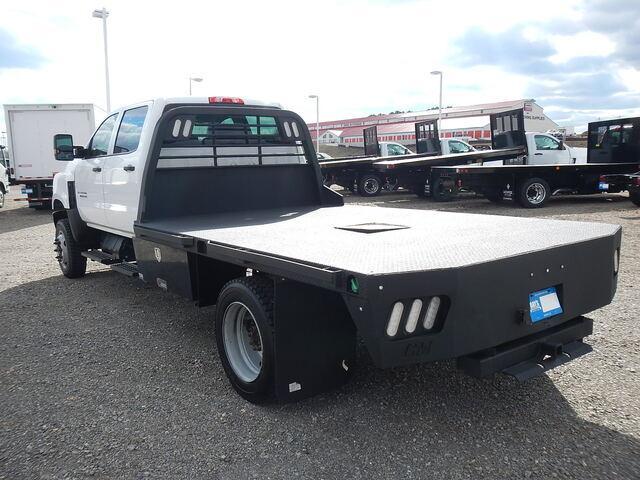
[
  {"x1": 434, "y1": 117, "x2": 640, "y2": 207},
  {"x1": 51, "y1": 97, "x2": 622, "y2": 403}
]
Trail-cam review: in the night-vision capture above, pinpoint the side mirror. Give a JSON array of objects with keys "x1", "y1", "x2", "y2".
[
  {"x1": 54, "y1": 134, "x2": 75, "y2": 161},
  {"x1": 558, "y1": 140, "x2": 564, "y2": 150}
]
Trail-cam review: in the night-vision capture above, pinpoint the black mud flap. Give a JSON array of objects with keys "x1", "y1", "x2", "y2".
[
  {"x1": 457, "y1": 316, "x2": 593, "y2": 381},
  {"x1": 272, "y1": 279, "x2": 356, "y2": 403}
]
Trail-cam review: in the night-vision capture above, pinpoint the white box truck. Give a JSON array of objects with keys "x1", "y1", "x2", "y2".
[{"x1": 3, "y1": 104, "x2": 95, "y2": 209}]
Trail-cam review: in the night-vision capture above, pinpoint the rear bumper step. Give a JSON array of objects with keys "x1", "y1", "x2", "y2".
[{"x1": 457, "y1": 316, "x2": 593, "y2": 381}]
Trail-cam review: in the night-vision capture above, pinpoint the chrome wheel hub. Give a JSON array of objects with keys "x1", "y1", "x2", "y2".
[
  {"x1": 222, "y1": 302, "x2": 263, "y2": 382},
  {"x1": 526, "y1": 183, "x2": 546, "y2": 204}
]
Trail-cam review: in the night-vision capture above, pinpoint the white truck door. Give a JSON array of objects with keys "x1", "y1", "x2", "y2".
[
  {"x1": 102, "y1": 105, "x2": 149, "y2": 235},
  {"x1": 530, "y1": 134, "x2": 572, "y2": 165},
  {"x1": 75, "y1": 113, "x2": 118, "y2": 226}
]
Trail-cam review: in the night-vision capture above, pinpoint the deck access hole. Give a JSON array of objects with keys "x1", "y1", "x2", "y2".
[{"x1": 335, "y1": 223, "x2": 410, "y2": 234}]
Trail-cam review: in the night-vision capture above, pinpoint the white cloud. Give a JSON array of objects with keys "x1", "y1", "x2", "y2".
[{"x1": 0, "y1": 0, "x2": 638, "y2": 136}]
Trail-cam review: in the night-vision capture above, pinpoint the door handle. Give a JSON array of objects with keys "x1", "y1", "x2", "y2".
[
  {"x1": 92, "y1": 167, "x2": 102, "y2": 172},
  {"x1": 123, "y1": 165, "x2": 135, "y2": 172},
  {"x1": 534, "y1": 153, "x2": 543, "y2": 156}
]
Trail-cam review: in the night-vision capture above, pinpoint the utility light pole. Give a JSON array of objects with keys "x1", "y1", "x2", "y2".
[
  {"x1": 189, "y1": 76, "x2": 203, "y2": 96},
  {"x1": 92, "y1": 8, "x2": 111, "y2": 112},
  {"x1": 308, "y1": 95, "x2": 320, "y2": 153},
  {"x1": 430, "y1": 70, "x2": 443, "y2": 135}
]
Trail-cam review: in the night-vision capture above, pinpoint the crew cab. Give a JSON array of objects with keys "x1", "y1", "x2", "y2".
[{"x1": 51, "y1": 97, "x2": 621, "y2": 403}]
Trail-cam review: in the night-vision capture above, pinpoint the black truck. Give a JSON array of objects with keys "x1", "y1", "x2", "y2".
[
  {"x1": 51, "y1": 97, "x2": 621, "y2": 403},
  {"x1": 431, "y1": 115, "x2": 640, "y2": 207}
]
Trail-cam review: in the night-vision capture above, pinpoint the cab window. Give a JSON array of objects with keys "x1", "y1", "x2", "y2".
[
  {"x1": 386, "y1": 143, "x2": 406, "y2": 156},
  {"x1": 88, "y1": 113, "x2": 118, "y2": 157},
  {"x1": 534, "y1": 135, "x2": 561, "y2": 151},
  {"x1": 114, "y1": 106, "x2": 148, "y2": 154},
  {"x1": 449, "y1": 140, "x2": 472, "y2": 153}
]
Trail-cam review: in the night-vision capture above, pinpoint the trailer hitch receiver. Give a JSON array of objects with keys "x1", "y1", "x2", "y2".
[{"x1": 457, "y1": 316, "x2": 593, "y2": 382}]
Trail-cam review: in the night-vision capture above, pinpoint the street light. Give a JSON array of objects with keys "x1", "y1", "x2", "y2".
[
  {"x1": 92, "y1": 8, "x2": 111, "y2": 112},
  {"x1": 189, "y1": 76, "x2": 203, "y2": 96},
  {"x1": 430, "y1": 70, "x2": 443, "y2": 135},
  {"x1": 308, "y1": 95, "x2": 320, "y2": 153}
]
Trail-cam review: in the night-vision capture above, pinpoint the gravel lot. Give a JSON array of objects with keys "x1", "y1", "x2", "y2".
[{"x1": 1, "y1": 187, "x2": 639, "y2": 479}]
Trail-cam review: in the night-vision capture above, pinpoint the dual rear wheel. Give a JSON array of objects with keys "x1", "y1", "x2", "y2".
[{"x1": 215, "y1": 277, "x2": 275, "y2": 403}]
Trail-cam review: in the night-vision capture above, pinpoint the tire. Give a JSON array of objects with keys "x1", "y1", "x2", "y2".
[
  {"x1": 54, "y1": 218, "x2": 87, "y2": 278},
  {"x1": 517, "y1": 177, "x2": 550, "y2": 208},
  {"x1": 357, "y1": 174, "x2": 382, "y2": 197},
  {"x1": 215, "y1": 276, "x2": 275, "y2": 404},
  {"x1": 0, "y1": 188, "x2": 4, "y2": 208},
  {"x1": 631, "y1": 191, "x2": 640, "y2": 207},
  {"x1": 432, "y1": 178, "x2": 452, "y2": 202}
]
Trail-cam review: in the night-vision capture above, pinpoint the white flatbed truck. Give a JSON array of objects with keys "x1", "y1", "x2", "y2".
[
  {"x1": 430, "y1": 113, "x2": 640, "y2": 207},
  {"x1": 50, "y1": 97, "x2": 621, "y2": 403}
]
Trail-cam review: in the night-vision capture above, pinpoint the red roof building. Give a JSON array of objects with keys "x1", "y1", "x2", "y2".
[{"x1": 306, "y1": 99, "x2": 559, "y2": 147}]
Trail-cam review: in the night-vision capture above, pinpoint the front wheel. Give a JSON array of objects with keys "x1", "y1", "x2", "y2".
[
  {"x1": 0, "y1": 189, "x2": 5, "y2": 208},
  {"x1": 215, "y1": 276, "x2": 275, "y2": 404},
  {"x1": 357, "y1": 174, "x2": 382, "y2": 197},
  {"x1": 54, "y1": 218, "x2": 87, "y2": 278},
  {"x1": 517, "y1": 177, "x2": 550, "y2": 208}
]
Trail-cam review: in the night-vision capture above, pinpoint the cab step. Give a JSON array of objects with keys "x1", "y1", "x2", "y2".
[
  {"x1": 81, "y1": 250, "x2": 121, "y2": 265},
  {"x1": 110, "y1": 262, "x2": 139, "y2": 277}
]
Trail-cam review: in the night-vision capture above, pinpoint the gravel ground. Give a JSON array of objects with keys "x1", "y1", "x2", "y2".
[{"x1": 1, "y1": 187, "x2": 638, "y2": 479}]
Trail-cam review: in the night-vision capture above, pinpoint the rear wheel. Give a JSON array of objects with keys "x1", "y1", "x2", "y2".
[
  {"x1": 357, "y1": 174, "x2": 382, "y2": 197},
  {"x1": 517, "y1": 177, "x2": 550, "y2": 208},
  {"x1": 631, "y1": 191, "x2": 640, "y2": 207},
  {"x1": 54, "y1": 218, "x2": 87, "y2": 278},
  {"x1": 215, "y1": 276, "x2": 275, "y2": 404}
]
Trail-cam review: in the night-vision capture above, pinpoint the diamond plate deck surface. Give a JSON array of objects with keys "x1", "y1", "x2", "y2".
[{"x1": 141, "y1": 205, "x2": 619, "y2": 275}]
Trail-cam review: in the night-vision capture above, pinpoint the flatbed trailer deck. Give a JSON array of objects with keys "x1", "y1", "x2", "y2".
[{"x1": 51, "y1": 99, "x2": 623, "y2": 403}]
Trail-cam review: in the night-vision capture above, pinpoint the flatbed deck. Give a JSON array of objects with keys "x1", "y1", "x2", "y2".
[{"x1": 136, "y1": 205, "x2": 618, "y2": 276}]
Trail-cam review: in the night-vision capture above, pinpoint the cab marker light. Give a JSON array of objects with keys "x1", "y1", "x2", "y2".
[
  {"x1": 386, "y1": 302, "x2": 404, "y2": 337},
  {"x1": 208, "y1": 96, "x2": 244, "y2": 104},
  {"x1": 423, "y1": 296, "x2": 441, "y2": 330},
  {"x1": 405, "y1": 299, "x2": 423, "y2": 333}
]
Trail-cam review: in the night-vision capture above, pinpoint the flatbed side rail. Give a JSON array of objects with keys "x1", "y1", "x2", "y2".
[
  {"x1": 374, "y1": 147, "x2": 526, "y2": 171},
  {"x1": 434, "y1": 161, "x2": 640, "y2": 175},
  {"x1": 134, "y1": 224, "x2": 344, "y2": 291}
]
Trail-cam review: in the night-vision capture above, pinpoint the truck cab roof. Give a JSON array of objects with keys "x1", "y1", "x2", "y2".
[{"x1": 110, "y1": 97, "x2": 282, "y2": 114}]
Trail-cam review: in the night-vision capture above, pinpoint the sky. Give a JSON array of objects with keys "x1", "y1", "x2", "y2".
[{"x1": 1, "y1": 0, "x2": 639, "y2": 135}]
